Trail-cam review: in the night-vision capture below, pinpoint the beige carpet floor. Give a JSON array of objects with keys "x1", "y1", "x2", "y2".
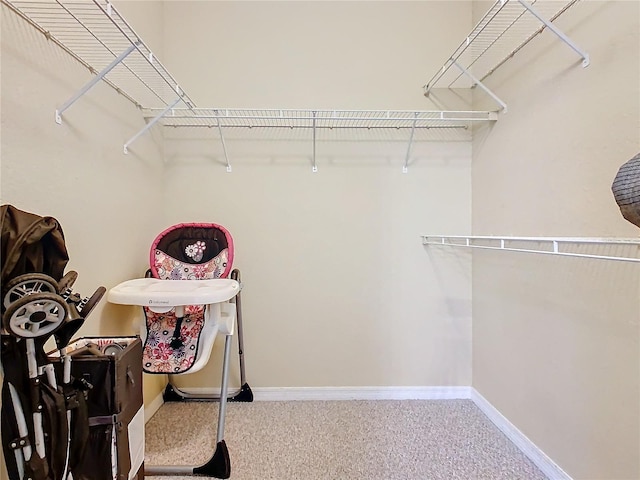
[{"x1": 144, "y1": 399, "x2": 548, "y2": 480}]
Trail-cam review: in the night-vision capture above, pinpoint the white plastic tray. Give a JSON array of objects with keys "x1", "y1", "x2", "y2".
[{"x1": 107, "y1": 278, "x2": 240, "y2": 307}]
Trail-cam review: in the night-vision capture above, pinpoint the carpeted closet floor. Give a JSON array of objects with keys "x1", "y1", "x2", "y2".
[{"x1": 145, "y1": 399, "x2": 548, "y2": 480}]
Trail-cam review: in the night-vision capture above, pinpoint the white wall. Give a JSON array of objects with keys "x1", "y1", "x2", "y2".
[
  {"x1": 0, "y1": 1, "x2": 169, "y2": 413},
  {"x1": 3, "y1": 0, "x2": 638, "y2": 479},
  {"x1": 470, "y1": 1, "x2": 640, "y2": 479},
  {"x1": 157, "y1": 1, "x2": 475, "y2": 390},
  {"x1": 1, "y1": 0, "x2": 475, "y2": 405}
]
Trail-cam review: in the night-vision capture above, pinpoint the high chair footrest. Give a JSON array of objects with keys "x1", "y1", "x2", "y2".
[{"x1": 193, "y1": 440, "x2": 231, "y2": 478}]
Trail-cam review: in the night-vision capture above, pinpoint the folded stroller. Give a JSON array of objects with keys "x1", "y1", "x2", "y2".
[
  {"x1": 0, "y1": 204, "x2": 106, "y2": 480},
  {"x1": 107, "y1": 222, "x2": 253, "y2": 478}
]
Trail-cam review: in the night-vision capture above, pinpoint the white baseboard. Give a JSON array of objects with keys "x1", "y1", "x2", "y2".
[
  {"x1": 144, "y1": 391, "x2": 164, "y2": 424},
  {"x1": 252, "y1": 385, "x2": 473, "y2": 401},
  {"x1": 470, "y1": 389, "x2": 572, "y2": 480},
  {"x1": 174, "y1": 385, "x2": 472, "y2": 401}
]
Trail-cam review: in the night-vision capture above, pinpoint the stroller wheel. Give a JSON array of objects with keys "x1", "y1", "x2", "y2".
[
  {"x1": 3, "y1": 292, "x2": 69, "y2": 338},
  {"x1": 3, "y1": 273, "x2": 59, "y2": 309},
  {"x1": 78, "y1": 286, "x2": 106, "y2": 319}
]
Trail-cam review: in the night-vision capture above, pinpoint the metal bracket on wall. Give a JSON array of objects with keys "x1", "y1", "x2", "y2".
[
  {"x1": 517, "y1": 0, "x2": 589, "y2": 68},
  {"x1": 55, "y1": 42, "x2": 139, "y2": 124},
  {"x1": 215, "y1": 113, "x2": 232, "y2": 173},
  {"x1": 403, "y1": 113, "x2": 418, "y2": 174},
  {"x1": 124, "y1": 94, "x2": 184, "y2": 154},
  {"x1": 311, "y1": 111, "x2": 318, "y2": 173},
  {"x1": 453, "y1": 61, "x2": 508, "y2": 113}
]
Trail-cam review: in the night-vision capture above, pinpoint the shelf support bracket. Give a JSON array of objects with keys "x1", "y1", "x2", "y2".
[
  {"x1": 453, "y1": 61, "x2": 508, "y2": 113},
  {"x1": 517, "y1": 0, "x2": 590, "y2": 68},
  {"x1": 311, "y1": 111, "x2": 318, "y2": 173},
  {"x1": 215, "y1": 114, "x2": 232, "y2": 173},
  {"x1": 403, "y1": 113, "x2": 418, "y2": 174},
  {"x1": 55, "y1": 42, "x2": 139, "y2": 124},
  {"x1": 124, "y1": 95, "x2": 183, "y2": 154}
]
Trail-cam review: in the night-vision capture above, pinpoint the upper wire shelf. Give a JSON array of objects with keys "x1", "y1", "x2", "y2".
[
  {"x1": 424, "y1": 0, "x2": 589, "y2": 110},
  {"x1": 153, "y1": 108, "x2": 498, "y2": 173},
  {"x1": 2, "y1": 0, "x2": 196, "y2": 113},
  {"x1": 3, "y1": 0, "x2": 500, "y2": 158},
  {"x1": 148, "y1": 108, "x2": 498, "y2": 130}
]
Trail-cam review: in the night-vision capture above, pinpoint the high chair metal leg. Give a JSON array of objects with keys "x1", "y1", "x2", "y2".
[
  {"x1": 145, "y1": 333, "x2": 233, "y2": 478},
  {"x1": 231, "y1": 269, "x2": 253, "y2": 402}
]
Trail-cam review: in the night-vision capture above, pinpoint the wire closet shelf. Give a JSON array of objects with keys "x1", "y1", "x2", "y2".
[
  {"x1": 424, "y1": 0, "x2": 589, "y2": 112},
  {"x1": 422, "y1": 236, "x2": 640, "y2": 263},
  {"x1": 2, "y1": 0, "x2": 501, "y2": 158},
  {"x1": 2, "y1": 0, "x2": 196, "y2": 114},
  {"x1": 149, "y1": 108, "x2": 497, "y2": 130}
]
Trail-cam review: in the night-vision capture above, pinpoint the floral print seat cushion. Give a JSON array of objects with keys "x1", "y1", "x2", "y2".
[{"x1": 142, "y1": 246, "x2": 229, "y2": 374}]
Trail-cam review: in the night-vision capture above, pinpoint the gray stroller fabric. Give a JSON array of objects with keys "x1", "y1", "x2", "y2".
[
  {"x1": 0, "y1": 204, "x2": 69, "y2": 291},
  {"x1": 612, "y1": 152, "x2": 640, "y2": 228}
]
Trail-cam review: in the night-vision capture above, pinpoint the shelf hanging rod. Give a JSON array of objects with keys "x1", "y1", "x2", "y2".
[
  {"x1": 124, "y1": 95, "x2": 183, "y2": 154},
  {"x1": 55, "y1": 42, "x2": 139, "y2": 124},
  {"x1": 517, "y1": 0, "x2": 589, "y2": 67},
  {"x1": 453, "y1": 61, "x2": 507, "y2": 112}
]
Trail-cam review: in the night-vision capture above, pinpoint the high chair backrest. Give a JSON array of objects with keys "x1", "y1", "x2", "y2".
[{"x1": 149, "y1": 223, "x2": 234, "y2": 281}]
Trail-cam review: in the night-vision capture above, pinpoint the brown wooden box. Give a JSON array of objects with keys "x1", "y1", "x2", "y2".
[{"x1": 52, "y1": 336, "x2": 144, "y2": 480}]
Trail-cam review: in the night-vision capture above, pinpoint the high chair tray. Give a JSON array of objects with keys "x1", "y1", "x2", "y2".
[{"x1": 108, "y1": 278, "x2": 240, "y2": 307}]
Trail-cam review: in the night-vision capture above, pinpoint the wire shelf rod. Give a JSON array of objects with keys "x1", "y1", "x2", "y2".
[
  {"x1": 422, "y1": 235, "x2": 640, "y2": 263},
  {"x1": 144, "y1": 108, "x2": 498, "y2": 124},
  {"x1": 423, "y1": 235, "x2": 640, "y2": 245},
  {"x1": 164, "y1": 124, "x2": 469, "y2": 131}
]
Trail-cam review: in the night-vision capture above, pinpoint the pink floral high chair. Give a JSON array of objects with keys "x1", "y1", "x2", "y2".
[
  {"x1": 108, "y1": 222, "x2": 252, "y2": 478},
  {"x1": 143, "y1": 222, "x2": 235, "y2": 374}
]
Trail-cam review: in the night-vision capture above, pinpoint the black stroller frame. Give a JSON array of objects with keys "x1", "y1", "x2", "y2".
[{"x1": 1, "y1": 205, "x2": 106, "y2": 480}]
